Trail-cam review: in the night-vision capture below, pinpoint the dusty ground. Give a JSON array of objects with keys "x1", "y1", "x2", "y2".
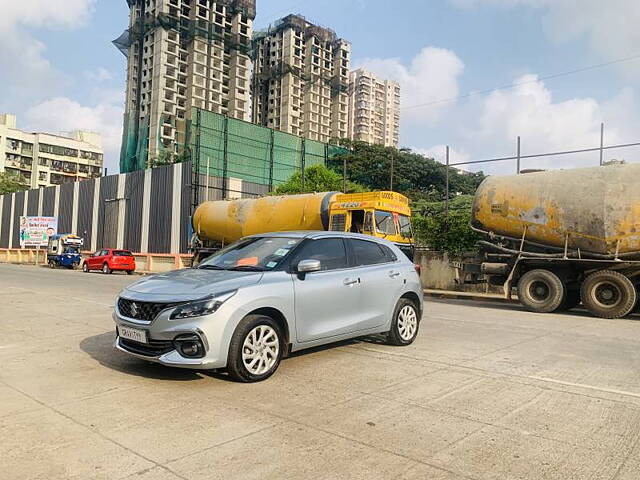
[{"x1": 1, "y1": 263, "x2": 640, "y2": 480}]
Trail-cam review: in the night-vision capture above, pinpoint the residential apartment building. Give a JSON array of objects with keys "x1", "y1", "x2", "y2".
[
  {"x1": 348, "y1": 69, "x2": 400, "y2": 147},
  {"x1": 0, "y1": 114, "x2": 103, "y2": 189},
  {"x1": 116, "y1": 0, "x2": 256, "y2": 171},
  {"x1": 252, "y1": 14, "x2": 351, "y2": 143}
]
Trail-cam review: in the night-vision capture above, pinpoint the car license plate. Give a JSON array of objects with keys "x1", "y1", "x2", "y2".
[{"x1": 119, "y1": 326, "x2": 148, "y2": 344}]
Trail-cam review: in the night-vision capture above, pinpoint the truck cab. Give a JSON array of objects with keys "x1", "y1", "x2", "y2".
[{"x1": 327, "y1": 192, "x2": 414, "y2": 259}]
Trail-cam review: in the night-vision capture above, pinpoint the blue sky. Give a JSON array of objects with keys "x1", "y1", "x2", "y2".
[{"x1": 1, "y1": 0, "x2": 638, "y2": 174}]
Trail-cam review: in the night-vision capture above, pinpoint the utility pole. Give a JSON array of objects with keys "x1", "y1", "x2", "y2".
[
  {"x1": 445, "y1": 145, "x2": 450, "y2": 217},
  {"x1": 516, "y1": 136, "x2": 521, "y2": 174},
  {"x1": 599, "y1": 122, "x2": 604, "y2": 166},
  {"x1": 342, "y1": 157, "x2": 347, "y2": 193},
  {"x1": 390, "y1": 155, "x2": 395, "y2": 191}
]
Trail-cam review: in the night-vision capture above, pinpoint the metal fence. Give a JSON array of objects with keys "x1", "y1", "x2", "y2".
[{"x1": 439, "y1": 124, "x2": 640, "y2": 214}]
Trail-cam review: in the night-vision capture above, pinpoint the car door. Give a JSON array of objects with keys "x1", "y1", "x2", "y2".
[
  {"x1": 92, "y1": 250, "x2": 107, "y2": 269},
  {"x1": 292, "y1": 237, "x2": 364, "y2": 343},
  {"x1": 348, "y1": 239, "x2": 404, "y2": 330}
]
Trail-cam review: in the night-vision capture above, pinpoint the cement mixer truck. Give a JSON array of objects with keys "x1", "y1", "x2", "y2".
[
  {"x1": 460, "y1": 163, "x2": 640, "y2": 319},
  {"x1": 191, "y1": 191, "x2": 414, "y2": 263}
]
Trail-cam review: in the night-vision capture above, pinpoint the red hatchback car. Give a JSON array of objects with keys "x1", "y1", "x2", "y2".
[{"x1": 83, "y1": 249, "x2": 136, "y2": 275}]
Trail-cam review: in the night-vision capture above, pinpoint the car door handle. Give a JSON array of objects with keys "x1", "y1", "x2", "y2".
[
  {"x1": 389, "y1": 271, "x2": 401, "y2": 278},
  {"x1": 343, "y1": 278, "x2": 359, "y2": 286}
]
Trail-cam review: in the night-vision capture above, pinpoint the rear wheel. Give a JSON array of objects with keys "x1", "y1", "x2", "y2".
[
  {"x1": 580, "y1": 270, "x2": 636, "y2": 319},
  {"x1": 126, "y1": 270, "x2": 134, "y2": 275},
  {"x1": 102, "y1": 263, "x2": 112, "y2": 274},
  {"x1": 518, "y1": 269, "x2": 565, "y2": 313},
  {"x1": 387, "y1": 298, "x2": 420, "y2": 346},
  {"x1": 227, "y1": 315, "x2": 284, "y2": 383}
]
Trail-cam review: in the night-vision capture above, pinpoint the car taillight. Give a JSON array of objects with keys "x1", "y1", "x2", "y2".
[{"x1": 414, "y1": 264, "x2": 421, "y2": 275}]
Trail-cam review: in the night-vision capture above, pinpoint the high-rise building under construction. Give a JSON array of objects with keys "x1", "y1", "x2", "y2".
[
  {"x1": 251, "y1": 15, "x2": 351, "y2": 143},
  {"x1": 114, "y1": 0, "x2": 256, "y2": 173}
]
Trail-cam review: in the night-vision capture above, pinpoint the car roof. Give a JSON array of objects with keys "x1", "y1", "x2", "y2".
[{"x1": 249, "y1": 231, "x2": 396, "y2": 245}]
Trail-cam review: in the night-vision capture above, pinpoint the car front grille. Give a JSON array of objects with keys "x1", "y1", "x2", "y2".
[
  {"x1": 117, "y1": 298, "x2": 181, "y2": 322},
  {"x1": 118, "y1": 337, "x2": 175, "y2": 357}
]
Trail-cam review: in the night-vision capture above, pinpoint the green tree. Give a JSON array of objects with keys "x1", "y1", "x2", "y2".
[
  {"x1": 0, "y1": 172, "x2": 28, "y2": 195},
  {"x1": 412, "y1": 209, "x2": 479, "y2": 256},
  {"x1": 329, "y1": 141, "x2": 485, "y2": 203},
  {"x1": 150, "y1": 149, "x2": 189, "y2": 168},
  {"x1": 273, "y1": 164, "x2": 366, "y2": 195}
]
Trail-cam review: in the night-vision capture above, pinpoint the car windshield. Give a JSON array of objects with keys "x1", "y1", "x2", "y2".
[
  {"x1": 198, "y1": 237, "x2": 301, "y2": 271},
  {"x1": 64, "y1": 247, "x2": 79, "y2": 254},
  {"x1": 398, "y1": 215, "x2": 412, "y2": 238},
  {"x1": 375, "y1": 211, "x2": 397, "y2": 236}
]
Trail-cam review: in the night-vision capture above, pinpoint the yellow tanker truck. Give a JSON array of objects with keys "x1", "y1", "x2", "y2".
[
  {"x1": 191, "y1": 191, "x2": 414, "y2": 262},
  {"x1": 462, "y1": 163, "x2": 640, "y2": 319}
]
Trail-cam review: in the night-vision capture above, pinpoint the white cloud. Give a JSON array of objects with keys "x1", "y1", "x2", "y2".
[
  {"x1": 0, "y1": 0, "x2": 97, "y2": 101},
  {"x1": 24, "y1": 95, "x2": 124, "y2": 173},
  {"x1": 451, "y1": 0, "x2": 640, "y2": 77},
  {"x1": 0, "y1": 0, "x2": 95, "y2": 32},
  {"x1": 355, "y1": 47, "x2": 464, "y2": 123},
  {"x1": 414, "y1": 145, "x2": 471, "y2": 168},
  {"x1": 363, "y1": 47, "x2": 640, "y2": 174},
  {"x1": 84, "y1": 68, "x2": 114, "y2": 83}
]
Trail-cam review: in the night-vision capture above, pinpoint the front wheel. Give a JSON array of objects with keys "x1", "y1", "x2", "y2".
[
  {"x1": 386, "y1": 298, "x2": 420, "y2": 346},
  {"x1": 227, "y1": 315, "x2": 284, "y2": 383},
  {"x1": 102, "y1": 263, "x2": 112, "y2": 274},
  {"x1": 517, "y1": 269, "x2": 565, "y2": 313},
  {"x1": 82, "y1": 262, "x2": 89, "y2": 273},
  {"x1": 581, "y1": 270, "x2": 636, "y2": 319}
]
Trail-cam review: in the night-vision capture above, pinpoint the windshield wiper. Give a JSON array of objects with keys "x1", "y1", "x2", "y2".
[
  {"x1": 198, "y1": 265, "x2": 226, "y2": 270},
  {"x1": 227, "y1": 266, "x2": 268, "y2": 272}
]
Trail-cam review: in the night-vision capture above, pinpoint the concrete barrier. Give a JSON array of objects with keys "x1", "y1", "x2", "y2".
[{"x1": 0, "y1": 248, "x2": 192, "y2": 273}]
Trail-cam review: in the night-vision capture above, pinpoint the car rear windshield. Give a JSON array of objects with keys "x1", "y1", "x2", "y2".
[
  {"x1": 198, "y1": 237, "x2": 301, "y2": 271},
  {"x1": 113, "y1": 251, "x2": 133, "y2": 257}
]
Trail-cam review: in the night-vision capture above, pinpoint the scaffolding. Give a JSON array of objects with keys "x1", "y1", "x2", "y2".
[
  {"x1": 252, "y1": 14, "x2": 350, "y2": 99},
  {"x1": 188, "y1": 108, "x2": 348, "y2": 211},
  {"x1": 114, "y1": 0, "x2": 257, "y2": 173}
]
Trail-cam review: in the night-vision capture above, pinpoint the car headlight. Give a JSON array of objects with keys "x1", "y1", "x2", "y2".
[{"x1": 169, "y1": 290, "x2": 237, "y2": 320}]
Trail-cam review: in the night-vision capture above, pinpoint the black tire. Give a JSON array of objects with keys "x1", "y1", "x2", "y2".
[
  {"x1": 386, "y1": 298, "x2": 420, "y2": 346},
  {"x1": 227, "y1": 315, "x2": 284, "y2": 383},
  {"x1": 560, "y1": 289, "x2": 581, "y2": 311},
  {"x1": 517, "y1": 269, "x2": 565, "y2": 313},
  {"x1": 102, "y1": 263, "x2": 112, "y2": 275},
  {"x1": 126, "y1": 270, "x2": 134, "y2": 275},
  {"x1": 580, "y1": 270, "x2": 636, "y2": 319},
  {"x1": 82, "y1": 262, "x2": 89, "y2": 273}
]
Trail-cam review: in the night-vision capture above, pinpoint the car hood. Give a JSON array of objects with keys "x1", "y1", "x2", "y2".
[{"x1": 122, "y1": 268, "x2": 263, "y2": 302}]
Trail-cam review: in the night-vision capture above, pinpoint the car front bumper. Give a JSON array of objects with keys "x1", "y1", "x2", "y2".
[{"x1": 112, "y1": 307, "x2": 230, "y2": 370}]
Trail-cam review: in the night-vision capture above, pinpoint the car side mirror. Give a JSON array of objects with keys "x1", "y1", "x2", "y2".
[{"x1": 297, "y1": 259, "x2": 321, "y2": 273}]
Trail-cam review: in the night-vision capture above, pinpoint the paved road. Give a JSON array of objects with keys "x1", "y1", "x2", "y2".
[{"x1": 2, "y1": 263, "x2": 640, "y2": 480}]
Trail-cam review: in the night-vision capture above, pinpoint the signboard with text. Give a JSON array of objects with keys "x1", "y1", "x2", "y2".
[{"x1": 19, "y1": 216, "x2": 58, "y2": 248}]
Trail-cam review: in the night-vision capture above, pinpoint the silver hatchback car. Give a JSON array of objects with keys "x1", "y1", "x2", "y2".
[{"x1": 113, "y1": 231, "x2": 423, "y2": 382}]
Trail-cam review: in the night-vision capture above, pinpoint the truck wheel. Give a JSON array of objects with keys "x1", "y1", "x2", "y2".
[
  {"x1": 580, "y1": 270, "x2": 636, "y2": 319},
  {"x1": 517, "y1": 269, "x2": 565, "y2": 313}
]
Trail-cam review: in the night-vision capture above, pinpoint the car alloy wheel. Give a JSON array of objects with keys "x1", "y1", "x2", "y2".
[
  {"x1": 397, "y1": 305, "x2": 418, "y2": 341},
  {"x1": 83, "y1": 263, "x2": 89, "y2": 273},
  {"x1": 242, "y1": 325, "x2": 279, "y2": 376},
  {"x1": 227, "y1": 314, "x2": 284, "y2": 382},
  {"x1": 103, "y1": 263, "x2": 111, "y2": 274}
]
